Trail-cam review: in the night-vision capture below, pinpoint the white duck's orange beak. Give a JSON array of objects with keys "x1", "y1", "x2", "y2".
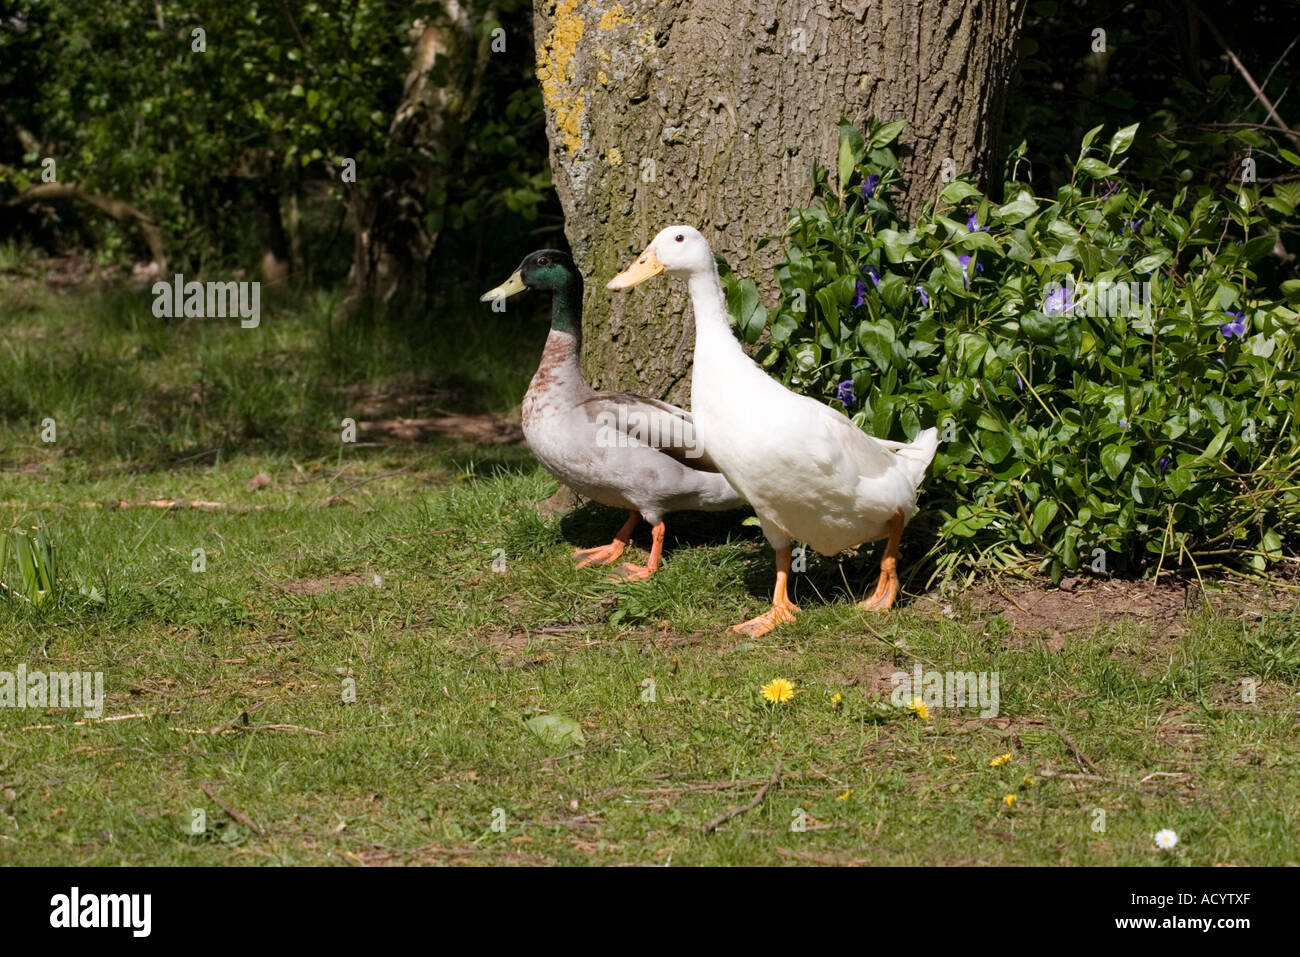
[{"x1": 607, "y1": 244, "x2": 663, "y2": 290}]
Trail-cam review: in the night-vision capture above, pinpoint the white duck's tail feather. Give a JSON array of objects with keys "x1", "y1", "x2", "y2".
[{"x1": 894, "y1": 427, "x2": 939, "y2": 490}]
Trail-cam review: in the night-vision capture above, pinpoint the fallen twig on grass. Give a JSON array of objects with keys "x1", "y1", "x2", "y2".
[
  {"x1": 1049, "y1": 726, "x2": 1103, "y2": 775},
  {"x1": 169, "y1": 722, "x2": 328, "y2": 736},
  {"x1": 703, "y1": 759, "x2": 783, "y2": 834},
  {"x1": 201, "y1": 781, "x2": 263, "y2": 835},
  {"x1": 1036, "y1": 767, "x2": 1193, "y2": 788},
  {"x1": 19, "y1": 711, "x2": 165, "y2": 731},
  {"x1": 1035, "y1": 769, "x2": 1116, "y2": 783},
  {"x1": 602, "y1": 778, "x2": 769, "y2": 799},
  {"x1": 775, "y1": 846, "x2": 871, "y2": 866},
  {"x1": 1138, "y1": 771, "x2": 1192, "y2": 784}
]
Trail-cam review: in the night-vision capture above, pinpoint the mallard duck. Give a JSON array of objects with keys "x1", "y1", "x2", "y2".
[
  {"x1": 481, "y1": 250, "x2": 745, "y2": 578},
  {"x1": 608, "y1": 227, "x2": 938, "y2": 633}
]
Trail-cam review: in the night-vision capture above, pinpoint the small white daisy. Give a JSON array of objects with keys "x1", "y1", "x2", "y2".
[{"x1": 1154, "y1": 828, "x2": 1179, "y2": 850}]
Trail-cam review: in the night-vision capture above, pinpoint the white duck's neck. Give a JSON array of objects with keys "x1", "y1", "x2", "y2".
[{"x1": 687, "y1": 267, "x2": 758, "y2": 383}]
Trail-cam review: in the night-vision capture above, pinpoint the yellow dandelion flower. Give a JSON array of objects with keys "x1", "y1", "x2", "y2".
[
  {"x1": 907, "y1": 697, "x2": 930, "y2": 720},
  {"x1": 989, "y1": 752, "x2": 1011, "y2": 767},
  {"x1": 837, "y1": 789, "x2": 853, "y2": 801},
  {"x1": 761, "y1": 678, "x2": 795, "y2": 704},
  {"x1": 1003, "y1": 794, "x2": 1017, "y2": 807},
  {"x1": 1022, "y1": 775, "x2": 1036, "y2": 788},
  {"x1": 830, "y1": 692, "x2": 843, "y2": 709}
]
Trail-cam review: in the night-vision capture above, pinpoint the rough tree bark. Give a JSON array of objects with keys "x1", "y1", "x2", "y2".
[
  {"x1": 348, "y1": 1, "x2": 493, "y2": 319},
  {"x1": 532, "y1": 0, "x2": 1026, "y2": 403}
]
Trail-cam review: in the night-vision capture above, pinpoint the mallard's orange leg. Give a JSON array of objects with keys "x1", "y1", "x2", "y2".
[
  {"x1": 574, "y1": 511, "x2": 639, "y2": 567},
  {"x1": 613, "y1": 521, "x2": 665, "y2": 580},
  {"x1": 729, "y1": 545, "x2": 800, "y2": 637},
  {"x1": 858, "y1": 510, "x2": 905, "y2": 611}
]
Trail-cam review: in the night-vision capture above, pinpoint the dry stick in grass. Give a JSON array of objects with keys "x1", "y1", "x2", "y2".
[
  {"x1": 702, "y1": 759, "x2": 783, "y2": 834},
  {"x1": 1035, "y1": 768, "x2": 1191, "y2": 788},
  {"x1": 169, "y1": 722, "x2": 328, "y2": 736},
  {"x1": 1050, "y1": 726, "x2": 1103, "y2": 775},
  {"x1": 1035, "y1": 769, "x2": 1115, "y2": 784},
  {"x1": 776, "y1": 847, "x2": 871, "y2": 866},
  {"x1": 201, "y1": 782, "x2": 263, "y2": 836},
  {"x1": 19, "y1": 712, "x2": 163, "y2": 731}
]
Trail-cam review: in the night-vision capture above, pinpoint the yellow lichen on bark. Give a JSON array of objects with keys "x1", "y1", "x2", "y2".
[
  {"x1": 597, "y1": 4, "x2": 633, "y2": 30},
  {"x1": 538, "y1": 0, "x2": 587, "y2": 154}
]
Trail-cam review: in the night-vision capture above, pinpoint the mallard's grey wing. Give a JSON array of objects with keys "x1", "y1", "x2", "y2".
[{"x1": 576, "y1": 391, "x2": 723, "y2": 472}]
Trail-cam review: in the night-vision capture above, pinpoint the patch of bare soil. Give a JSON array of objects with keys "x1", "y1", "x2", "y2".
[
  {"x1": 336, "y1": 382, "x2": 456, "y2": 418},
  {"x1": 335, "y1": 381, "x2": 524, "y2": 446},
  {"x1": 915, "y1": 576, "x2": 1191, "y2": 638},
  {"x1": 920, "y1": 574, "x2": 1298, "y2": 637},
  {"x1": 282, "y1": 572, "x2": 370, "y2": 596},
  {"x1": 911, "y1": 573, "x2": 1299, "y2": 675},
  {"x1": 358, "y1": 412, "x2": 522, "y2": 445}
]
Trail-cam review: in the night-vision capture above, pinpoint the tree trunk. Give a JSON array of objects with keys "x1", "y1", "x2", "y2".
[
  {"x1": 533, "y1": 0, "x2": 1026, "y2": 402},
  {"x1": 256, "y1": 188, "x2": 292, "y2": 285},
  {"x1": 348, "y1": 1, "x2": 492, "y2": 320}
]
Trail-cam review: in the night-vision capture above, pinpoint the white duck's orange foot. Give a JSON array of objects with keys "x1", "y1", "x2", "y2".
[
  {"x1": 857, "y1": 571, "x2": 899, "y2": 611},
  {"x1": 610, "y1": 561, "x2": 654, "y2": 581},
  {"x1": 573, "y1": 541, "x2": 627, "y2": 567},
  {"x1": 729, "y1": 601, "x2": 800, "y2": 638}
]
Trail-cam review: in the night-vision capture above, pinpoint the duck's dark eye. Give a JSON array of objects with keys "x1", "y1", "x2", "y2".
[
  {"x1": 674, "y1": 234, "x2": 684, "y2": 242},
  {"x1": 537, "y1": 257, "x2": 550, "y2": 266}
]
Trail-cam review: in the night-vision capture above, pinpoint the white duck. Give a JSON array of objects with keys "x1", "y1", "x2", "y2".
[{"x1": 608, "y1": 226, "x2": 938, "y2": 636}]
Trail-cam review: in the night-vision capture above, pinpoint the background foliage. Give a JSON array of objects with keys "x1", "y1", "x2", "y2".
[{"x1": 0, "y1": 0, "x2": 557, "y2": 282}]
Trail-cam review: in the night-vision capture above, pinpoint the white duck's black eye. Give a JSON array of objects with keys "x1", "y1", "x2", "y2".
[{"x1": 674, "y1": 234, "x2": 684, "y2": 242}]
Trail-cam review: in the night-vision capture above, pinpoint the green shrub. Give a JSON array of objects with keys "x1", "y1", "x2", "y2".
[{"x1": 725, "y1": 119, "x2": 1299, "y2": 583}]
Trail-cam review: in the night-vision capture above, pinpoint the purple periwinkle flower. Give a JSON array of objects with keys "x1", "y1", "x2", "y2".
[
  {"x1": 1158, "y1": 455, "x2": 1172, "y2": 475},
  {"x1": 861, "y1": 174, "x2": 880, "y2": 200},
  {"x1": 966, "y1": 210, "x2": 987, "y2": 232},
  {"x1": 958, "y1": 254, "x2": 972, "y2": 288},
  {"x1": 836, "y1": 380, "x2": 856, "y2": 409},
  {"x1": 1219, "y1": 312, "x2": 1247, "y2": 339},
  {"x1": 1119, "y1": 419, "x2": 1128, "y2": 429},
  {"x1": 865, "y1": 265, "x2": 881, "y2": 287},
  {"x1": 1043, "y1": 286, "x2": 1074, "y2": 315},
  {"x1": 916, "y1": 286, "x2": 930, "y2": 308},
  {"x1": 1101, "y1": 180, "x2": 1119, "y2": 199},
  {"x1": 852, "y1": 279, "x2": 868, "y2": 308}
]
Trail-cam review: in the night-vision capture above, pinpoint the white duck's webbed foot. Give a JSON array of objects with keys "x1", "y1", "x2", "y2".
[
  {"x1": 729, "y1": 545, "x2": 800, "y2": 637},
  {"x1": 857, "y1": 510, "x2": 904, "y2": 612}
]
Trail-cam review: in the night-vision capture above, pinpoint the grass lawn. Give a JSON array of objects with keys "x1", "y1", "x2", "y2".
[{"x1": 1, "y1": 277, "x2": 1298, "y2": 865}]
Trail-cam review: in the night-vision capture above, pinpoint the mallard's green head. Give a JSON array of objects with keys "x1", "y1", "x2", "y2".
[{"x1": 480, "y1": 250, "x2": 580, "y2": 302}]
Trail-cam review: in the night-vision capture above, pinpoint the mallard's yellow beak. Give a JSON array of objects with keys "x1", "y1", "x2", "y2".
[
  {"x1": 607, "y1": 245, "x2": 663, "y2": 290},
  {"x1": 480, "y1": 270, "x2": 526, "y2": 302}
]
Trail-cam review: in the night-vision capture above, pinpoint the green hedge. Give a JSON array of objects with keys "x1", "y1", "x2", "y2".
[{"x1": 723, "y1": 119, "x2": 1300, "y2": 583}]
